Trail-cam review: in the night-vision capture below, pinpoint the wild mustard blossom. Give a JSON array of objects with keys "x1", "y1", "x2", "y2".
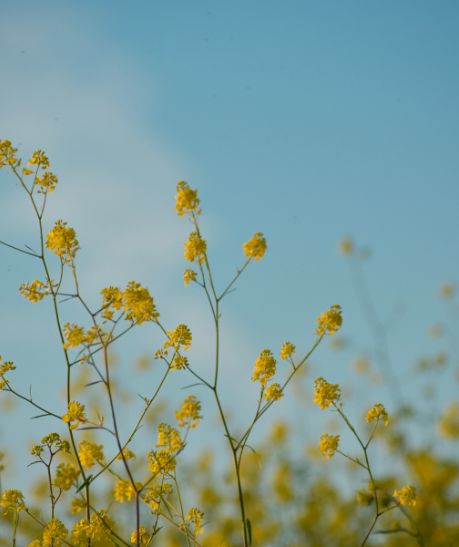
[
  {"x1": 78, "y1": 440, "x2": 104, "y2": 469},
  {"x1": 28, "y1": 149, "x2": 50, "y2": 169},
  {"x1": 366, "y1": 403, "x2": 389, "y2": 426},
  {"x1": 186, "y1": 507, "x2": 205, "y2": 536},
  {"x1": 175, "y1": 180, "x2": 201, "y2": 217},
  {"x1": 184, "y1": 231, "x2": 207, "y2": 263},
  {"x1": 19, "y1": 279, "x2": 49, "y2": 302},
  {"x1": 319, "y1": 434, "x2": 340, "y2": 460},
  {"x1": 280, "y1": 341, "x2": 296, "y2": 360},
  {"x1": 0, "y1": 357, "x2": 15, "y2": 390},
  {"x1": 116, "y1": 447, "x2": 136, "y2": 461},
  {"x1": 71, "y1": 498, "x2": 86, "y2": 514},
  {"x1": 156, "y1": 423, "x2": 184, "y2": 453},
  {"x1": 42, "y1": 518, "x2": 68, "y2": 546},
  {"x1": 71, "y1": 511, "x2": 114, "y2": 544},
  {"x1": 148, "y1": 450, "x2": 176, "y2": 475},
  {"x1": 122, "y1": 281, "x2": 159, "y2": 324},
  {"x1": 165, "y1": 324, "x2": 192, "y2": 351},
  {"x1": 0, "y1": 139, "x2": 18, "y2": 168},
  {"x1": 46, "y1": 220, "x2": 79, "y2": 263},
  {"x1": 54, "y1": 463, "x2": 79, "y2": 490},
  {"x1": 62, "y1": 401, "x2": 87, "y2": 429},
  {"x1": 114, "y1": 479, "x2": 136, "y2": 503},
  {"x1": 63, "y1": 324, "x2": 88, "y2": 349},
  {"x1": 313, "y1": 377, "x2": 341, "y2": 410},
  {"x1": 393, "y1": 485, "x2": 417, "y2": 507},
  {"x1": 243, "y1": 232, "x2": 267, "y2": 261},
  {"x1": 264, "y1": 383, "x2": 283, "y2": 401},
  {"x1": 315, "y1": 304, "x2": 343, "y2": 336},
  {"x1": 131, "y1": 526, "x2": 150, "y2": 545},
  {"x1": 0, "y1": 489, "x2": 25, "y2": 515},
  {"x1": 183, "y1": 268, "x2": 197, "y2": 285},
  {"x1": 101, "y1": 286, "x2": 123, "y2": 318},
  {"x1": 176, "y1": 395, "x2": 202, "y2": 428},
  {"x1": 251, "y1": 349, "x2": 277, "y2": 385},
  {"x1": 33, "y1": 432, "x2": 70, "y2": 455}
]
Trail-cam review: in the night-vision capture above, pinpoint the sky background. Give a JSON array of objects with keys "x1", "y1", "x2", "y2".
[{"x1": 1, "y1": 1, "x2": 459, "y2": 490}]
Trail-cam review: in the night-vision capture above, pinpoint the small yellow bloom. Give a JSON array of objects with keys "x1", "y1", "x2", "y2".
[
  {"x1": 170, "y1": 354, "x2": 188, "y2": 370},
  {"x1": 251, "y1": 349, "x2": 277, "y2": 386},
  {"x1": 175, "y1": 180, "x2": 201, "y2": 217},
  {"x1": 42, "y1": 518, "x2": 68, "y2": 546},
  {"x1": 71, "y1": 498, "x2": 86, "y2": 514},
  {"x1": 313, "y1": 377, "x2": 341, "y2": 410},
  {"x1": 280, "y1": 341, "x2": 296, "y2": 360},
  {"x1": 366, "y1": 403, "x2": 389, "y2": 426},
  {"x1": 319, "y1": 433, "x2": 340, "y2": 460},
  {"x1": 62, "y1": 401, "x2": 87, "y2": 429},
  {"x1": 156, "y1": 423, "x2": 183, "y2": 453},
  {"x1": 130, "y1": 525, "x2": 150, "y2": 545},
  {"x1": 28, "y1": 149, "x2": 50, "y2": 169},
  {"x1": 165, "y1": 324, "x2": 192, "y2": 351},
  {"x1": 46, "y1": 220, "x2": 79, "y2": 263},
  {"x1": 315, "y1": 304, "x2": 343, "y2": 336},
  {"x1": 183, "y1": 268, "x2": 197, "y2": 285},
  {"x1": 0, "y1": 139, "x2": 18, "y2": 168},
  {"x1": 393, "y1": 485, "x2": 417, "y2": 507},
  {"x1": 19, "y1": 279, "x2": 49, "y2": 303},
  {"x1": 242, "y1": 232, "x2": 267, "y2": 261},
  {"x1": 186, "y1": 507, "x2": 204, "y2": 536},
  {"x1": 148, "y1": 450, "x2": 176, "y2": 476},
  {"x1": 122, "y1": 281, "x2": 159, "y2": 324},
  {"x1": 54, "y1": 463, "x2": 79, "y2": 490},
  {"x1": 176, "y1": 395, "x2": 202, "y2": 428},
  {"x1": 184, "y1": 231, "x2": 207, "y2": 263},
  {"x1": 78, "y1": 441, "x2": 104, "y2": 469},
  {"x1": 0, "y1": 489, "x2": 25, "y2": 515},
  {"x1": 114, "y1": 479, "x2": 136, "y2": 503},
  {"x1": 264, "y1": 383, "x2": 283, "y2": 401}
]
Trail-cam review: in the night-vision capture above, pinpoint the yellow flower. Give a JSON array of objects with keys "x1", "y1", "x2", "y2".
[
  {"x1": 0, "y1": 489, "x2": 25, "y2": 515},
  {"x1": 186, "y1": 507, "x2": 204, "y2": 536},
  {"x1": 183, "y1": 268, "x2": 197, "y2": 285},
  {"x1": 78, "y1": 441, "x2": 104, "y2": 469},
  {"x1": 165, "y1": 324, "x2": 192, "y2": 351},
  {"x1": 19, "y1": 279, "x2": 49, "y2": 302},
  {"x1": 393, "y1": 485, "x2": 417, "y2": 507},
  {"x1": 184, "y1": 231, "x2": 207, "y2": 263},
  {"x1": 71, "y1": 498, "x2": 86, "y2": 514},
  {"x1": 313, "y1": 377, "x2": 341, "y2": 410},
  {"x1": 175, "y1": 180, "x2": 200, "y2": 217},
  {"x1": 148, "y1": 450, "x2": 176, "y2": 476},
  {"x1": 315, "y1": 304, "x2": 343, "y2": 336},
  {"x1": 438, "y1": 403, "x2": 459, "y2": 439},
  {"x1": 319, "y1": 434, "x2": 340, "y2": 460},
  {"x1": 0, "y1": 139, "x2": 18, "y2": 168},
  {"x1": 156, "y1": 423, "x2": 183, "y2": 453},
  {"x1": 0, "y1": 357, "x2": 16, "y2": 388},
  {"x1": 62, "y1": 401, "x2": 87, "y2": 429},
  {"x1": 116, "y1": 447, "x2": 136, "y2": 461},
  {"x1": 46, "y1": 220, "x2": 79, "y2": 263},
  {"x1": 242, "y1": 232, "x2": 267, "y2": 261},
  {"x1": 28, "y1": 149, "x2": 50, "y2": 169},
  {"x1": 264, "y1": 383, "x2": 283, "y2": 401},
  {"x1": 113, "y1": 479, "x2": 136, "y2": 503},
  {"x1": 122, "y1": 281, "x2": 159, "y2": 324},
  {"x1": 42, "y1": 518, "x2": 68, "y2": 546},
  {"x1": 338, "y1": 238, "x2": 353, "y2": 255},
  {"x1": 54, "y1": 463, "x2": 79, "y2": 490},
  {"x1": 35, "y1": 171, "x2": 58, "y2": 193},
  {"x1": 366, "y1": 403, "x2": 389, "y2": 426},
  {"x1": 176, "y1": 395, "x2": 202, "y2": 428},
  {"x1": 280, "y1": 341, "x2": 296, "y2": 360},
  {"x1": 251, "y1": 349, "x2": 277, "y2": 386},
  {"x1": 131, "y1": 526, "x2": 150, "y2": 545},
  {"x1": 170, "y1": 354, "x2": 188, "y2": 370}
]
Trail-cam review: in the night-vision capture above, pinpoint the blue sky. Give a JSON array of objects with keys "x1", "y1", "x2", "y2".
[{"x1": 1, "y1": 1, "x2": 459, "y2": 487}]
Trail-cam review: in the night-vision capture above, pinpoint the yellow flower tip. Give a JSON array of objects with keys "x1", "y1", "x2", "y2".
[
  {"x1": 131, "y1": 526, "x2": 150, "y2": 545},
  {"x1": 315, "y1": 304, "x2": 343, "y2": 336},
  {"x1": 313, "y1": 377, "x2": 341, "y2": 410},
  {"x1": 366, "y1": 403, "x2": 389, "y2": 426},
  {"x1": 184, "y1": 231, "x2": 207, "y2": 263},
  {"x1": 264, "y1": 383, "x2": 283, "y2": 402},
  {"x1": 114, "y1": 479, "x2": 136, "y2": 503},
  {"x1": 0, "y1": 489, "x2": 25, "y2": 515},
  {"x1": 338, "y1": 238, "x2": 354, "y2": 255},
  {"x1": 78, "y1": 440, "x2": 104, "y2": 469},
  {"x1": 319, "y1": 433, "x2": 340, "y2": 460},
  {"x1": 54, "y1": 463, "x2": 79, "y2": 491},
  {"x1": 393, "y1": 485, "x2": 417, "y2": 507},
  {"x1": 122, "y1": 281, "x2": 159, "y2": 324},
  {"x1": 46, "y1": 220, "x2": 79, "y2": 263},
  {"x1": 175, "y1": 180, "x2": 201, "y2": 217},
  {"x1": 62, "y1": 401, "x2": 87, "y2": 429},
  {"x1": 183, "y1": 268, "x2": 197, "y2": 285},
  {"x1": 186, "y1": 507, "x2": 205, "y2": 536},
  {"x1": 19, "y1": 279, "x2": 49, "y2": 303},
  {"x1": 280, "y1": 341, "x2": 296, "y2": 360},
  {"x1": 0, "y1": 139, "x2": 19, "y2": 169},
  {"x1": 42, "y1": 518, "x2": 68, "y2": 545},
  {"x1": 251, "y1": 349, "x2": 277, "y2": 385},
  {"x1": 243, "y1": 232, "x2": 267, "y2": 261},
  {"x1": 176, "y1": 395, "x2": 202, "y2": 428}
]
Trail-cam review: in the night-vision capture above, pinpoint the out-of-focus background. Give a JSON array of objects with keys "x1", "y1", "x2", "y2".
[{"x1": 1, "y1": 0, "x2": 458, "y2": 503}]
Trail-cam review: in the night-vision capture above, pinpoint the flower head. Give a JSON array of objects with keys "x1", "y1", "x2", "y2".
[
  {"x1": 42, "y1": 518, "x2": 68, "y2": 546},
  {"x1": 131, "y1": 526, "x2": 150, "y2": 545},
  {"x1": 186, "y1": 507, "x2": 204, "y2": 536},
  {"x1": 62, "y1": 401, "x2": 87, "y2": 430},
  {"x1": 176, "y1": 395, "x2": 202, "y2": 428},
  {"x1": 54, "y1": 463, "x2": 79, "y2": 491},
  {"x1": 251, "y1": 349, "x2": 277, "y2": 386},
  {"x1": 319, "y1": 434, "x2": 340, "y2": 460},
  {"x1": 243, "y1": 232, "x2": 267, "y2": 261},
  {"x1": 393, "y1": 485, "x2": 417, "y2": 507},
  {"x1": 19, "y1": 279, "x2": 49, "y2": 303},
  {"x1": 122, "y1": 281, "x2": 159, "y2": 324},
  {"x1": 280, "y1": 341, "x2": 296, "y2": 361},
  {"x1": 264, "y1": 383, "x2": 283, "y2": 402},
  {"x1": 78, "y1": 441, "x2": 104, "y2": 469},
  {"x1": 313, "y1": 377, "x2": 341, "y2": 410},
  {"x1": 315, "y1": 304, "x2": 343, "y2": 336},
  {"x1": 0, "y1": 139, "x2": 18, "y2": 168},
  {"x1": 183, "y1": 268, "x2": 197, "y2": 285},
  {"x1": 366, "y1": 403, "x2": 389, "y2": 426},
  {"x1": 184, "y1": 232, "x2": 207, "y2": 263},
  {"x1": 0, "y1": 489, "x2": 25, "y2": 515},
  {"x1": 175, "y1": 181, "x2": 201, "y2": 217},
  {"x1": 46, "y1": 220, "x2": 79, "y2": 263}
]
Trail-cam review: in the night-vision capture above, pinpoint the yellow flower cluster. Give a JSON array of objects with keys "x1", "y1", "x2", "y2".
[
  {"x1": 46, "y1": 220, "x2": 79, "y2": 263},
  {"x1": 0, "y1": 357, "x2": 15, "y2": 390},
  {"x1": 62, "y1": 401, "x2": 87, "y2": 430},
  {"x1": 313, "y1": 377, "x2": 341, "y2": 410},
  {"x1": 156, "y1": 423, "x2": 184, "y2": 453},
  {"x1": 438, "y1": 403, "x2": 459, "y2": 439},
  {"x1": 31, "y1": 433, "x2": 70, "y2": 457},
  {"x1": 101, "y1": 282, "x2": 159, "y2": 324},
  {"x1": 113, "y1": 479, "x2": 136, "y2": 503},
  {"x1": 175, "y1": 180, "x2": 201, "y2": 217},
  {"x1": 19, "y1": 279, "x2": 49, "y2": 303},
  {"x1": 54, "y1": 463, "x2": 80, "y2": 490},
  {"x1": 251, "y1": 349, "x2": 277, "y2": 386},
  {"x1": 78, "y1": 440, "x2": 104, "y2": 469},
  {"x1": 393, "y1": 485, "x2": 417, "y2": 507},
  {"x1": 0, "y1": 139, "x2": 18, "y2": 168},
  {"x1": 319, "y1": 434, "x2": 340, "y2": 460},
  {"x1": 116, "y1": 447, "x2": 136, "y2": 461},
  {"x1": 63, "y1": 323, "x2": 99, "y2": 349},
  {"x1": 264, "y1": 383, "x2": 283, "y2": 402},
  {"x1": 186, "y1": 507, "x2": 205, "y2": 536},
  {"x1": 366, "y1": 403, "x2": 389, "y2": 426},
  {"x1": 184, "y1": 231, "x2": 207, "y2": 263},
  {"x1": 175, "y1": 395, "x2": 202, "y2": 428},
  {"x1": 148, "y1": 450, "x2": 176, "y2": 476},
  {"x1": 280, "y1": 341, "x2": 296, "y2": 360},
  {"x1": 130, "y1": 526, "x2": 150, "y2": 545},
  {"x1": 144, "y1": 482, "x2": 173, "y2": 512},
  {"x1": 243, "y1": 232, "x2": 267, "y2": 261},
  {"x1": 0, "y1": 489, "x2": 25, "y2": 515},
  {"x1": 183, "y1": 268, "x2": 197, "y2": 285},
  {"x1": 42, "y1": 518, "x2": 68, "y2": 546},
  {"x1": 165, "y1": 324, "x2": 192, "y2": 351},
  {"x1": 71, "y1": 511, "x2": 114, "y2": 544},
  {"x1": 315, "y1": 304, "x2": 343, "y2": 336}
]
